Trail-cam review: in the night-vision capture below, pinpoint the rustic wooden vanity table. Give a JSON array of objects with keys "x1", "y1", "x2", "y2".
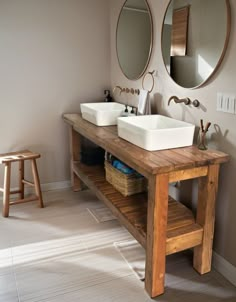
[{"x1": 63, "y1": 113, "x2": 229, "y2": 298}]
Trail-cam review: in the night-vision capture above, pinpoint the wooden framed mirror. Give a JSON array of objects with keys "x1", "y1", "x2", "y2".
[
  {"x1": 116, "y1": 0, "x2": 153, "y2": 80},
  {"x1": 161, "y1": 0, "x2": 231, "y2": 89}
]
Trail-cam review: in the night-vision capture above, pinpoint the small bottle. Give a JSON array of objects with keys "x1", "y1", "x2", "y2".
[
  {"x1": 129, "y1": 107, "x2": 136, "y2": 116},
  {"x1": 121, "y1": 105, "x2": 129, "y2": 117},
  {"x1": 104, "y1": 90, "x2": 113, "y2": 102}
]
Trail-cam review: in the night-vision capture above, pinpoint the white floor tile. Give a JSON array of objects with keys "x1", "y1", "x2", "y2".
[
  {"x1": 45, "y1": 275, "x2": 151, "y2": 302},
  {"x1": 0, "y1": 273, "x2": 19, "y2": 302},
  {"x1": 0, "y1": 188, "x2": 235, "y2": 302},
  {"x1": 15, "y1": 247, "x2": 132, "y2": 302}
]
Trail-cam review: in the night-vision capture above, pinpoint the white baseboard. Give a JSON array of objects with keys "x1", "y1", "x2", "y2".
[{"x1": 213, "y1": 251, "x2": 236, "y2": 287}]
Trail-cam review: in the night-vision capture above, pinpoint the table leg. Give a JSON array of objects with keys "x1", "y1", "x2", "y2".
[
  {"x1": 145, "y1": 173, "x2": 169, "y2": 297},
  {"x1": 69, "y1": 126, "x2": 83, "y2": 191},
  {"x1": 194, "y1": 164, "x2": 220, "y2": 274}
]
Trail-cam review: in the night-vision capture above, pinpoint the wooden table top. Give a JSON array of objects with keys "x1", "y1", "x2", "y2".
[{"x1": 63, "y1": 113, "x2": 229, "y2": 176}]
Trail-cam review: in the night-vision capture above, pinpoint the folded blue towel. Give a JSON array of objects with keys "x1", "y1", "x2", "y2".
[
  {"x1": 112, "y1": 160, "x2": 134, "y2": 174},
  {"x1": 112, "y1": 160, "x2": 143, "y2": 178}
]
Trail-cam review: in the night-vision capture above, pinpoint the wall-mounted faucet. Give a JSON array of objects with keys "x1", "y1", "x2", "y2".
[
  {"x1": 168, "y1": 96, "x2": 200, "y2": 107},
  {"x1": 168, "y1": 96, "x2": 191, "y2": 106}
]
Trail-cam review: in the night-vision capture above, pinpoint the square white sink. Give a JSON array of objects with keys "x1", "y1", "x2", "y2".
[
  {"x1": 80, "y1": 102, "x2": 125, "y2": 126},
  {"x1": 117, "y1": 115, "x2": 195, "y2": 151}
]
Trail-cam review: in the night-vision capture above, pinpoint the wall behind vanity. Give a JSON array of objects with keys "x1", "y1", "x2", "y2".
[
  {"x1": 110, "y1": 0, "x2": 236, "y2": 275},
  {"x1": 0, "y1": 0, "x2": 111, "y2": 185}
]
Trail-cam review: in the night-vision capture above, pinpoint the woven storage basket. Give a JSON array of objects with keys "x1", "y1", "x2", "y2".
[{"x1": 104, "y1": 161, "x2": 146, "y2": 196}]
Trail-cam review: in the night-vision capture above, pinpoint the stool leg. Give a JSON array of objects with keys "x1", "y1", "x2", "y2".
[
  {"x1": 3, "y1": 162, "x2": 11, "y2": 217},
  {"x1": 31, "y1": 159, "x2": 44, "y2": 208},
  {"x1": 19, "y1": 160, "x2": 24, "y2": 200}
]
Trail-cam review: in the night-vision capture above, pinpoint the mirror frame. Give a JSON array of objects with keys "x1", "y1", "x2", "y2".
[
  {"x1": 161, "y1": 0, "x2": 231, "y2": 89},
  {"x1": 116, "y1": 0, "x2": 153, "y2": 81}
]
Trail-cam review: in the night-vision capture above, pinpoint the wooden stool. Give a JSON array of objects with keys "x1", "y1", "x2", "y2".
[{"x1": 0, "y1": 150, "x2": 44, "y2": 217}]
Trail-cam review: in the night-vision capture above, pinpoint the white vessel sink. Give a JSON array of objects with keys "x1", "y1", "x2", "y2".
[
  {"x1": 80, "y1": 102, "x2": 125, "y2": 126},
  {"x1": 117, "y1": 115, "x2": 195, "y2": 151}
]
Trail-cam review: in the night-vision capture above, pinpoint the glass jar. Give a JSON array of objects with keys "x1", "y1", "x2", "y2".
[{"x1": 197, "y1": 130, "x2": 208, "y2": 150}]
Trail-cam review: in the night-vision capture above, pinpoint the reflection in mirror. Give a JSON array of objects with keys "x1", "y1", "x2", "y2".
[
  {"x1": 116, "y1": 0, "x2": 153, "y2": 80},
  {"x1": 162, "y1": 0, "x2": 230, "y2": 89}
]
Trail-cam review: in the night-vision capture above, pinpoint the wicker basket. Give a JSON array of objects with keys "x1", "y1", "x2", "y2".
[{"x1": 104, "y1": 161, "x2": 146, "y2": 196}]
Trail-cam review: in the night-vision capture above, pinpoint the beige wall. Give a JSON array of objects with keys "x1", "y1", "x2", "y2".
[
  {"x1": 110, "y1": 0, "x2": 236, "y2": 268},
  {"x1": 0, "y1": 0, "x2": 111, "y2": 185}
]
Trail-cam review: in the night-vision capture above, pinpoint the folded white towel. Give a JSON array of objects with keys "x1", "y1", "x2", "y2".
[{"x1": 138, "y1": 89, "x2": 151, "y2": 115}]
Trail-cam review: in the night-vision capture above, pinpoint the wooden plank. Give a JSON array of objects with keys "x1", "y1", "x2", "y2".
[
  {"x1": 22, "y1": 179, "x2": 34, "y2": 187},
  {"x1": 0, "y1": 150, "x2": 40, "y2": 164},
  {"x1": 145, "y1": 174, "x2": 169, "y2": 297},
  {"x1": 69, "y1": 126, "x2": 83, "y2": 191},
  {"x1": 31, "y1": 159, "x2": 44, "y2": 208},
  {"x1": 63, "y1": 114, "x2": 229, "y2": 175},
  {"x1": 3, "y1": 162, "x2": 11, "y2": 217},
  {"x1": 19, "y1": 160, "x2": 24, "y2": 199},
  {"x1": 193, "y1": 164, "x2": 220, "y2": 274},
  {"x1": 166, "y1": 224, "x2": 203, "y2": 255},
  {"x1": 10, "y1": 195, "x2": 39, "y2": 205},
  {"x1": 9, "y1": 190, "x2": 22, "y2": 194},
  {"x1": 73, "y1": 123, "x2": 159, "y2": 178},
  {"x1": 173, "y1": 146, "x2": 229, "y2": 166},
  {"x1": 73, "y1": 163, "x2": 147, "y2": 247},
  {"x1": 169, "y1": 166, "x2": 208, "y2": 183},
  {"x1": 154, "y1": 149, "x2": 196, "y2": 169},
  {"x1": 73, "y1": 162, "x2": 208, "y2": 253}
]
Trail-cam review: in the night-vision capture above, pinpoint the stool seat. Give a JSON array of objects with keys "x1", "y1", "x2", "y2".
[
  {"x1": 0, "y1": 150, "x2": 44, "y2": 217},
  {"x1": 0, "y1": 150, "x2": 40, "y2": 164}
]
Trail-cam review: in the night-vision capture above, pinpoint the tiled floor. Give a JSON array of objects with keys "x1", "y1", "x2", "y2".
[{"x1": 0, "y1": 189, "x2": 236, "y2": 302}]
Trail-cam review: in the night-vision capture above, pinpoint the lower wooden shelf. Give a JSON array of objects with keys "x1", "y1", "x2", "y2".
[{"x1": 73, "y1": 162, "x2": 203, "y2": 255}]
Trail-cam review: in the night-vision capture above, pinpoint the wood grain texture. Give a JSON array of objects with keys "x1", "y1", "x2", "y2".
[
  {"x1": 145, "y1": 174, "x2": 169, "y2": 297},
  {"x1": 69, "y1": 126, "x2": 83, "y2": 191},
  {"x1": 0, "y1": 150, "x2": 40, "y2": 164},
  {"x1": 9, "y1": 196, "x2": 39, "y2": 205},
  {"x1": 63, "y1": 114, "x2": 229, "y2": 298},
  {"x1": 63, "y1": 114, "x2": 229, "y2": 176},
  {"x1": 169, "y1": 166, "x2": 208, "y2": 183},
  {"x1": 19, "y1": 160, "x2": 24, "y2": 199},
  {"x1": 166, "y1": 224, "x2": 203, "y2": 255},
  {"x1": 31, "y1": 158, "x2": 44, "y2": 208},
  {"x1": 3, "y1": 162, "x2": 11, "y2": 217},
  {"x1": 194, "y1": 164, "x2": 220, "y2": 274},
  {"x1": 0, "y1": 151, "x2": 44, "y2": 216},
  {"x1": 73, "y1": 163, "x2": 203, "y2": 253},
  {"x1": 171, "y1": 6, "x2": 189, "y2": 56}
]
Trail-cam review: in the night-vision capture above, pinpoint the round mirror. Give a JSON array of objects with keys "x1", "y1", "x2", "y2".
[
  {"x1": 161, "y1": 0, "x2": 231, "y2": 89},
  {"x1": 116, "y1": 0, "x2": 153, "y2": 80}
]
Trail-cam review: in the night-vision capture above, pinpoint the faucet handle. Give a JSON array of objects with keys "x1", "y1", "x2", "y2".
[{"x1": 192, "y1": 99, "x2": 200, "y2": 107}]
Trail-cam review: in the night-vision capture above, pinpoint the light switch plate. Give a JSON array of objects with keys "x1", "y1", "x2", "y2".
[
  {"x1": 217, "y1": 93, "x2": 235, "y2": 114},
  {"x1": 228, "y1": 96, "x2": 235, "y2": 114},
  {"x1": 217, "y1": 93, "x2": 223, "y2": 111}
]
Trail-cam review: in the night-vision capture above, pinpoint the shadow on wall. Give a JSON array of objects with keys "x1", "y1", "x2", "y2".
[{"x1": 210, "y1": 124, "x2": 229, "y2": 150}]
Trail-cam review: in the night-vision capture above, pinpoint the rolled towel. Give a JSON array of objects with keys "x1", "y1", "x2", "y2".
[
  {"x1": 138, "y1": 89, "x2": 151, "y2": 115},
  {"x1": 113, "y1": 160, "x2": 134, "y2": 174}
]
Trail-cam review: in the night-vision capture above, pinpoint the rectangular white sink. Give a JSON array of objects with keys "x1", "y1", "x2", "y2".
[
  {"x1": 80, "y1": 102, "x2": 125, "y2": 126},
  {"x1": 117, "y1": 115, "x2": 195, "y2": 151}
]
